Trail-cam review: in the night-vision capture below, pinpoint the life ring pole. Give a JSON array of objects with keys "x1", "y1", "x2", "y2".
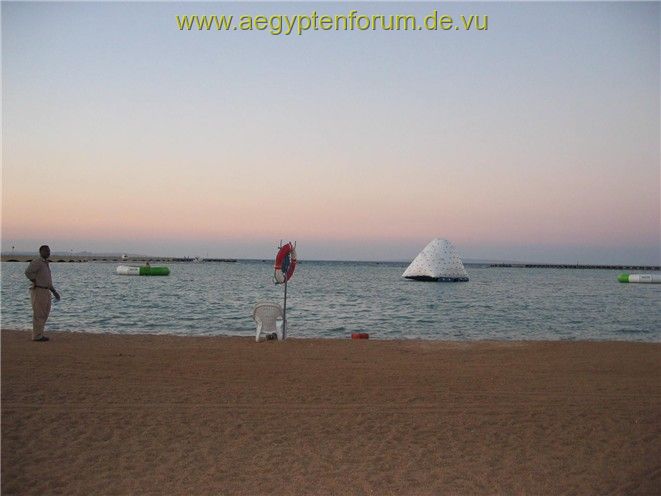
[
  {"x1": 282, "y1": 240, "x2": 295, "y2": 340},
  {"x1": 280, "y1": 240, "x2": 287, "y2": 340},
  {"x1": 283, "y1": 276, "x2": 288, "y2": 340},
  {"x1": 275, "y1": 240, "x2": 296, "y2": 340}
]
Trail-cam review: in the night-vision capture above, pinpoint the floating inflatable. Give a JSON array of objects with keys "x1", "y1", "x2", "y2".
[
  {"x1": 403, "y1": 238, "x2": 469, "y2": 282},
  {"x1": 116, "y1": 265, "x2": 170, "y2": 276},
  {"x1": 617, "y1": 273, "x2": 661, "y2": 284},
  {"x1": 274, "y1": 242, "x2": 297, "y2": 284}
]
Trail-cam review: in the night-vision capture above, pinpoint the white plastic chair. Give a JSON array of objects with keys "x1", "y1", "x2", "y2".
[{"x1": 252, "y1": 302, "x2": 283, "y2": 342}]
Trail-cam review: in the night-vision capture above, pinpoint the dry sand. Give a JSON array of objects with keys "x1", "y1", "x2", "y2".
[{"x1": 2, "y1": 329, "x2": 660, "y2": 495}]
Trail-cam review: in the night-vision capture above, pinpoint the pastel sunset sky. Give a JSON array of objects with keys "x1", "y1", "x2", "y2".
[{"x1": 2, "y1": 2, "x2": 659, "y2": 263}]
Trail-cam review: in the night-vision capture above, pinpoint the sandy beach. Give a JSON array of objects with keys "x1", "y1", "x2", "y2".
[{"x1": 2, "y1": 330, "x2": 659, "y2": 495}]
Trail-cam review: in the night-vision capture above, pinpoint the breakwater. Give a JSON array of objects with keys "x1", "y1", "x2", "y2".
[
  {"x1": 490, "y1": 263, "x2": 660, "y2": 271},
  {"x1": 1, "y1": 255, "x2": 237, "y2": 263}
]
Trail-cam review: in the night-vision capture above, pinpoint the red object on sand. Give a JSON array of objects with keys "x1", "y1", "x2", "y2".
[{"x1": 351, "y1": 333, "x2": 369, "y2": 340}]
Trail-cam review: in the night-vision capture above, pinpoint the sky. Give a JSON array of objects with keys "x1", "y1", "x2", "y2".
[{"x1": 2, "y1": 1, "x2": 659, "y2": 263}]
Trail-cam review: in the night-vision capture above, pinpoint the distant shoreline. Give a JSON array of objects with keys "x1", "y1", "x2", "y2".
[
  {"x1": 0, "y1": 255, "x2": 237, "y2": 264},
  {"x1": 1, "y1": 254, "x2": 658, "y2": 270},
  {"x1": 489, "y1": 262, "x2": 660, "y2": 271}
]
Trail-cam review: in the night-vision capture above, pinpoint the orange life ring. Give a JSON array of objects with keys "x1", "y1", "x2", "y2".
[{"x1": 274, "y1": 242, "x2": 297, "y2": 284}]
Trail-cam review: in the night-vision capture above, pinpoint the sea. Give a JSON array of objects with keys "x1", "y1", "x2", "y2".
[{"x1": 1, "y1": 261, "x2": 659, "y2": 341}]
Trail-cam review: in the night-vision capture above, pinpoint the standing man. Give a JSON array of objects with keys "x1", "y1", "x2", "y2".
[{"x1": 25, "y1": 245, "x2": 60, "y2": 341}]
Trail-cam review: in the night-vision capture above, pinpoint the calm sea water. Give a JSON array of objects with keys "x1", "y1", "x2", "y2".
[{"x1": 1, "y1": 261, "x2": 659, "y2": 341}]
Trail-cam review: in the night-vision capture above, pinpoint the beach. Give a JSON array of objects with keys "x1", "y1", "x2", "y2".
[{"x1": 2, "y1": 330, "x2": 659, "y2": 495}]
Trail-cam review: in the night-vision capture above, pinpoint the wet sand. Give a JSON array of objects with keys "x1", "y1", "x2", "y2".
[{"x1": 2, "y1": 329, "x2": 660, "y2": 495}]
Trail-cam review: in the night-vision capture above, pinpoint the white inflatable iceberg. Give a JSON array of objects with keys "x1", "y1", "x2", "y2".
[{"x1": 402, "y1": 239, "x2": 469, "y2": 282}]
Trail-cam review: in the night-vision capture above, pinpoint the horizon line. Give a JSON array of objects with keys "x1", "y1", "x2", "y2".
[{"x1": 2, "y1": 252, "x2": 659, "y2": 268}]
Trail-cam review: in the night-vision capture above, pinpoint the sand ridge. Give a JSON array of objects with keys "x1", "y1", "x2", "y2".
[{"x1": 2, "y1": 330, "x2": 660, "y2": 495}]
